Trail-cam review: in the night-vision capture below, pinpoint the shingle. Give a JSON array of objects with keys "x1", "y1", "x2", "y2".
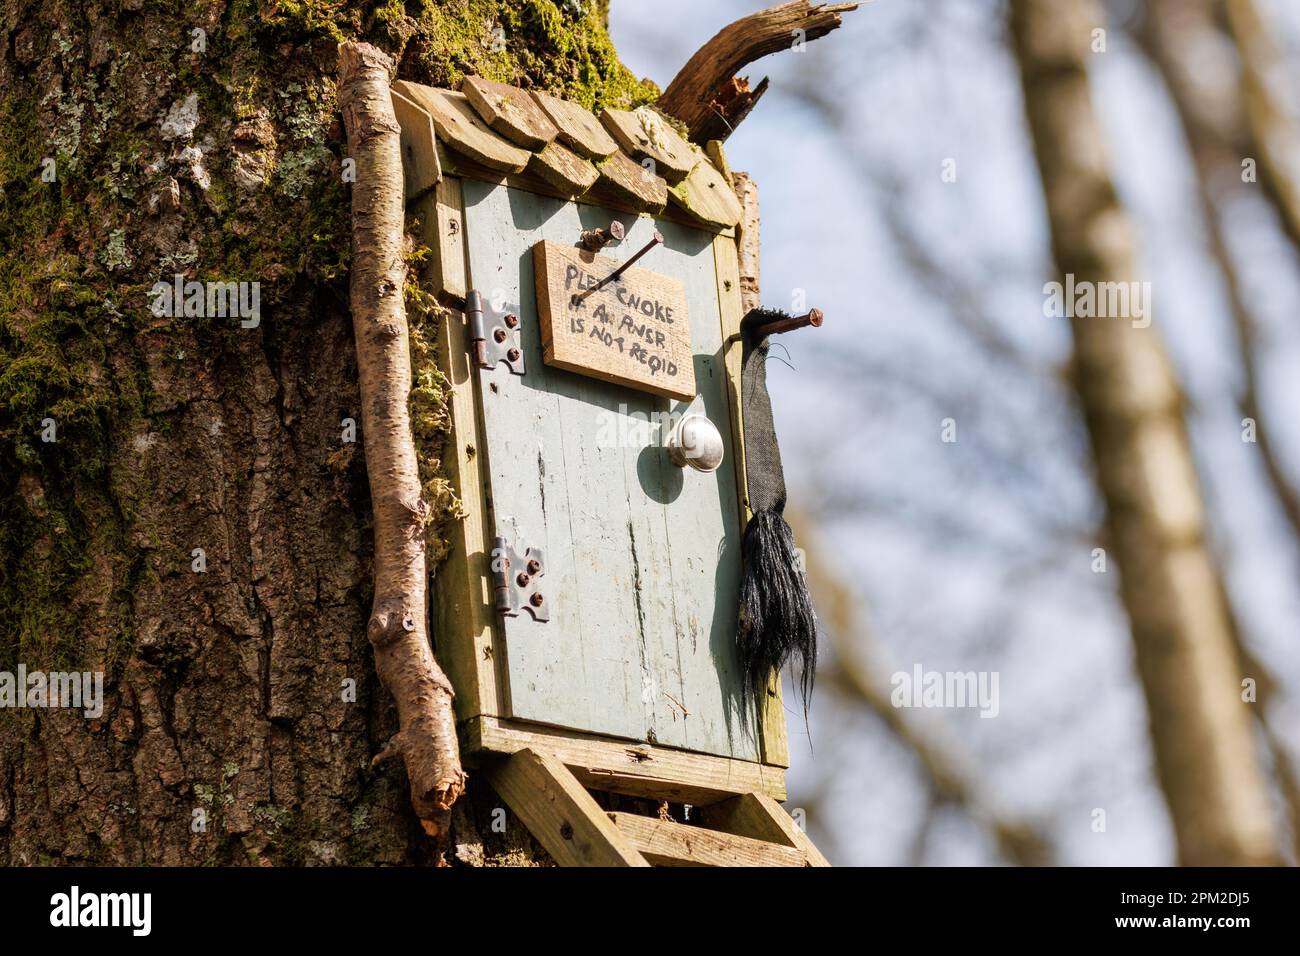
[
  {"x1": 392, "y1": 82, "x2": 530, "y2": 173},
  {"x1": 599, "y1": 107, "x2": 697, "y2": 183},
  {"x1": 461, "y1": 76, "x2": 558, "y2": 151},
  {"x1": 530, "y1": 90, "x2": 619, "y2": 161}
]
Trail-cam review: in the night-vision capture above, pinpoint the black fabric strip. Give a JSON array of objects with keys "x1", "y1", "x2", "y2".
[{"x1": 740, "y1": 337, "x2": 787, "y2": 515}]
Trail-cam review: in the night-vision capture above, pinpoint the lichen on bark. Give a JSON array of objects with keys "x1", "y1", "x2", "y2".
[{"x1": 0, "y1": 0, "x2": 650, "y2": 865}]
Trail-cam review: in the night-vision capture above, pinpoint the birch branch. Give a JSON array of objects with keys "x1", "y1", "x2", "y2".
[{"x1": 337, "y1": 40, "x2": 466, "y2": 836}]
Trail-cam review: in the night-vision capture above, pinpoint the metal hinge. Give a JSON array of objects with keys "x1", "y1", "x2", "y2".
[
  {"x1": 490, "y1": 535, "x2": 549, "y2": 622},
  {"x1": 465, "y1": 290, "x2": 525, "y2": 375}
]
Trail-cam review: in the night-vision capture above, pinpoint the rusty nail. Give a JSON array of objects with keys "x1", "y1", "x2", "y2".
[
  {"x1": 581, "y1": 220, "x2": 625, "y2": 251},
  {"x1": 574, "y1": 230, "x2": 664, "y2": 304},
  {"x1": 746, "y1": 307, "x2": 825, "y2": 337},
  {"x1": 530, "y1": 592, "x2": 544, "y2": 608},
  {"x1": 526, "y1": 559, "x2": 541, "y2": 575}
]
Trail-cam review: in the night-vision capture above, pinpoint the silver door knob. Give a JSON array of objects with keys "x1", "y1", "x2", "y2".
[{"x1": 666, "y1": 414, "x2": 724, "y2": 473}]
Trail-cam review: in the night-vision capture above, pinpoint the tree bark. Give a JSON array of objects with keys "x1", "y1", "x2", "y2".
[
  {"x1": 1009, "y1": 0, "x2": 1281, "y2": 865},
  {"x1": 0, "y1": 0, "x2": 649, "y2": 866}
]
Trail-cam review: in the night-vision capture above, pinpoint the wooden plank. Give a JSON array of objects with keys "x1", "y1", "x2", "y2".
[
  {"x1": 723, "y1": 165, "x2": 790, "y2": 766},
  {"x1": 732, "y1": 171, "x2": 761, "y2": 313},
  {"x1": 391, "y1": 88, "x2": 441, "y2": 201},
  {"x1": 738, "y1": 164, "x2": 785, "y2": 764},
  {"x1": 487, "y1": 749, "x2": 649, "y2": 867},
  {"x1": 705, "y1": 139, "x2": 733, "y2": 182},
  {"x1": 735, "y1": 170, "x2": 789, "y2": 767},
  {"x1": 526, "y1": 140, "x2": 599, "y2": 198},
  {"x1": 698, "y1": 792, "x2": 830, "y2": 866},
  {"x1": 599, "y1": 106, "x2": 698, "y2": 183},
  {"x1": 533, "y1": 239, "x2": 695, "y2": 401},
  {"x1": 714, "y1": 203, "x2": 790, "y2": 769},
  {"x1": 461, "y1": 75, "x2": 558, "y2": 150},
  {"x1": 531, "y1": 89, "x2": 619, "y2": 160},
  {"x1": 591, "y1": 148, "x2": 667, "y2": 214},
  {"x1": 714, "y1": 234, "x2": 749, "y2": 524},
  {"x1": 465, "y1": 716, "x2": 786, "y2": 804},
  {"x1": 670, "y1": 148, "x2": 743, "y2": 229},
  {"x1": 415, "y1": 179, "x2": 501, "y2": 721},
  {"x1": 394, "y1": 82, "x2": 530, "y2": 173},
  {"x1": 426, "y1": 175, "x2": 467, "y2": 301},
  {"x1": 461, "y1": 180, "x2": 650, "y2": 745},
  {"x1": 608, "y1": 812, "x2": 806, "y2": 867},
  {"x1": 644, "y1": 220, "x2": 753, "y2": 759}
]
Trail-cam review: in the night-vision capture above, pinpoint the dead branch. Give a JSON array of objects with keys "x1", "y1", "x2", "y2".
[
  {"x1": 658, "y1": 1, "x2": 859, "y2": 141},
  {"x1": 337, "y1": 41, "x2": 466, "y2": 836}
]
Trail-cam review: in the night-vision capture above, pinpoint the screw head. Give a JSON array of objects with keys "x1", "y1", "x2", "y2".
[
  {"x1": 516, "y1": 572, "x2": 530, "y2": 587},
  {"x1": 530, "y1": 592, "x2": 544, "y2": 608},
  {"x1": 507, "y1": 347, "x2": 521, "y2": 362},
  {"x1": 526, "y1": 559, "x2": 541, "y2": 575},
  {"x1": 493, "y1": 328, "x2": 507, "y2": 343},
  {"x1": 505, "y1": 313, "x2": 519, "y2": 328}
]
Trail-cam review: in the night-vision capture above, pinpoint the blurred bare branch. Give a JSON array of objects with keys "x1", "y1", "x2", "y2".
[
  {"x1": 1140, "y1": 0, "x2": 1300, "y2": 863},
  {"x1": 1224, "y1": 0, "x2": 1300, "y2": 254}
]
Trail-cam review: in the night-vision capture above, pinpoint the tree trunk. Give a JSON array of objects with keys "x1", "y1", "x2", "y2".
[
  {"x1": 0, "y1": 0, "x2": 651, "y2": 866},
  {"x1": 1009, "y1": 0, "x2": 1280, "y2": 865}
]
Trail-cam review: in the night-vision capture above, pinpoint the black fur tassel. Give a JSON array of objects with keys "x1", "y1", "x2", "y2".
[
  {"x1": 737, "y1": 507, "x2": 818, "y2": 714},
  {"x1": 737, "y1": 307, "x2": 820, "y2": 721}
]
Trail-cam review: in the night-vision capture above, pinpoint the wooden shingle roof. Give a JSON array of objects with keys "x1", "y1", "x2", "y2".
[{"x1": 391, "y1": 77, "x2": 743, "y2": 231}]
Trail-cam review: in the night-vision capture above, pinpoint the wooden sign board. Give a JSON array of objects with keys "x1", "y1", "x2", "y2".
[{"x1": 533, "y1": 239, "x2": 696, "y2": 401}]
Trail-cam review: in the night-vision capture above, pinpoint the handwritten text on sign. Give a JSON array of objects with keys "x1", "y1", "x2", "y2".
[{"x1": 533, "y1": 239, "x2": 695, "y2": 401}]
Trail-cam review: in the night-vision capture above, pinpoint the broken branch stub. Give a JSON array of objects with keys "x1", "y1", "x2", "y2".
[
  {"x1": 337, "y1": 40, "x2": 466, "y2": 836},
  {"x1": 658, "y1": 1, "x2": 859, "y2": 141}
]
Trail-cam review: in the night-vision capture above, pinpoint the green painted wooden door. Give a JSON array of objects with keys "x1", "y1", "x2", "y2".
[{"x1": 460, "y1": 179, "x2": 759, "y2": 761}]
